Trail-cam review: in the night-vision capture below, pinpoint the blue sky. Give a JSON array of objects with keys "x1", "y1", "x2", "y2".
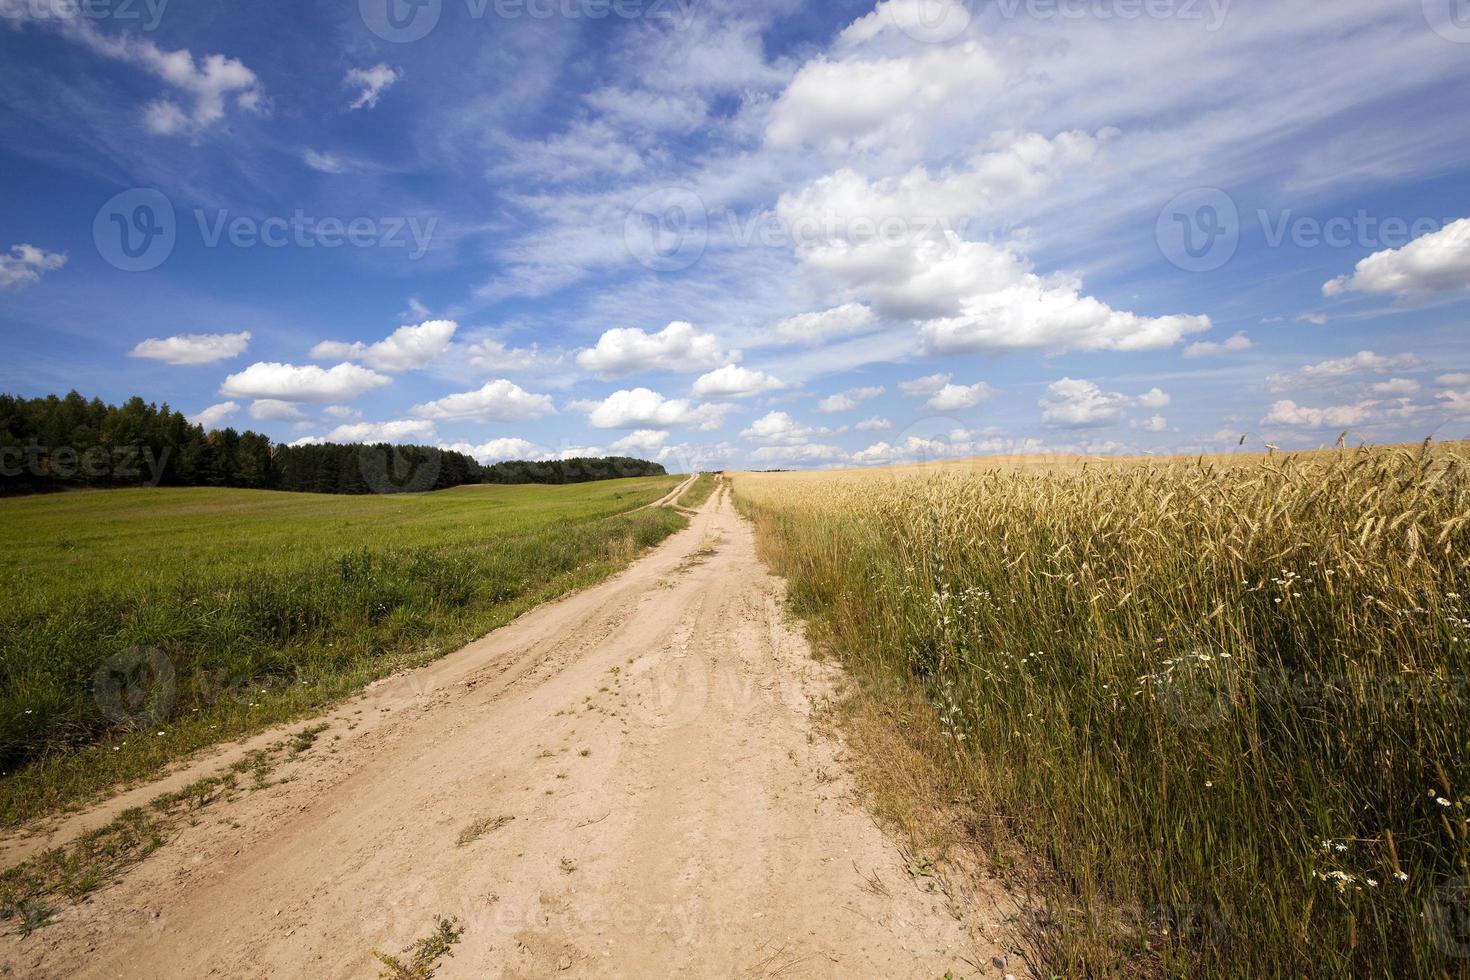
[{"x1": 2, "y1": 0, "x2": 1469, "y2": 470}]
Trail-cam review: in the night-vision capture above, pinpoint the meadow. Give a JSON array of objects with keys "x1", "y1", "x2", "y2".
[
  {"x1": 734, "y1": 443, "x2": 1470, "y2": 978},
  {"x1": 0, "y1": 477, "x2": 683, "y2": 826}
]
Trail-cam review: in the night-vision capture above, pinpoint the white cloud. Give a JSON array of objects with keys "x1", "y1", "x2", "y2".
[
  {"x1": 6, "y1": 8, "x2": 266, "y2": 134},
  {"x1": 440, "y1": 438, "x2": 547, "y2": 464},
  {"x1": 1262, "y1": 400, "x2": 1374, "y2": 428},
  {"x1": 323, "y1": 405, "x2": 362, "y2": 420},
  {"x1": 1268, "y1": 351, "x2": 1421, "y2": 391},
  {"x1": 458, "y1": 337, "x2": 542, "y2": 373},
  {"x1": 1370, "y1": 378, "x2": 1420, "y2": 395},
  {"x1": 1137, "y1": 387, "x2": 1171, "y2": 409},
  {"x1": 1134, "y1": 415, "x2": 1169, "y2": 433},
  {"x1": 856, "y1": 416, "x2": 892, "y2": 431},
  {"x1": 582, "y1": 388, "x2": 729, "y2": 431},
  {"x1": 249, "y1": 399, "x2": 309, "y2": 422},
  {"x1": 691, "y1": 364, "x2": 787, "y2": 399},
  {"x1": 841, "y1": 0, "x2": 973, "y2": 46},
  {"x1": 769, "y1": 304, "x2": 877, "y2": 346},
  {"x1": 311, "y1": 320, "x2": 456, "y2": 372},
  {"x1": 1324, "y1": 218, "x2": 1470, "y2": 297},
  {"x1": 130, "y1": 331, "x2": 250, "y2": 366},
  {"x1": 327, "y1": 420, "x2": 436, "y2": 444},
  {"x1": 751, "y1": 443, "x2": 850, "y2": 465},
  {"x1": 0, "y1": 243, "x2": 66, "y2": 290},
  {"x1": 1298, "y1": 313, "x2": 1329, "y2": 326},
  {"x1": 1040, "y1": 378, "x2": 1131, "y2": 428},
  {"x1": 345, "y1": 64, "x2": 400, "y2": 111},
  {"x1": 898, "y1": 373, "x2": 952, "y2": 398},
  {"x1": 817, "y1": 385, "x2": 884, "y2": 413},
  {"x1": 411, "y1": 379, "x2": 556, "y2": 422},
  {"x1": 740, "y1": 411, "x2": 831, "y2": 446},
  {"x1": 926, "y1": 382, "x2": 995, "y2": 412},
  {"x1": 1437, "y1": 373, "x2": 1470, "y2": 387},
  {"x1": 1438, "y1": 390, "x2": 1470, "y2": 418},
  {"x1": 190, "y1": 401, "x2": 239, "y2": 430},
  {"x1": 575, "y1": 321, "x2": 729, "y2": 377},
  {"x1": 611, "y1": 429, "x2": 670, "y2": 453},
  {"x1": 303, "y1": 150, "x2": 343, "y2": 174},
  {"x1": 767, "y1": 43, "x2": 1002, "y2": 153},
  {"x1": 219, "y1": 362, "x2": 391, "y2": 403},
  {"x1": 1184, "y1": 332, "x2": 1253, "y2": 358}
]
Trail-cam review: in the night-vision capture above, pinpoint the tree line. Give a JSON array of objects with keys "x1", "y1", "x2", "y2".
[{"x1": 0, "y1": 391, "x2": 665, "y2": 495}]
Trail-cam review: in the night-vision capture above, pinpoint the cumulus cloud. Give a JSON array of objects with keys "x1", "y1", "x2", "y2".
[
  {"x1": 575, "y1": 321, "x2": 729, "y2": 377},
  {"x1": 926, "y1": 382, "x2": 995, "y2": 412},
  {"x1": 611, "y1": 429, "x2": 670, "y2": 453},
  {"x1": 411, "y1": 379, "x2": 556, "y2": 422},
  {"x1": 221, "y1": 362, "x2": 390, "y2": 403},
  {"x1": 1040, "y1": 378, "x2": 1132, "y2": 428},
  {"x1": 898, "y1": 373, "x2": 952, "y2": 398},
  {"x1": 767, "y1": 43, "x2": 1002, "y2": 152},
  {"x1": 130, "y1": 331, "x2": 251, "y2": 366},
  {"x1": 457, "y1": 337, "x2": 543, "y2": 373},
  {"x1": 582, "y1": 388, "x2": 729, "y2": 430},
  {"x1": 1370, "y1": 378, "x2": 1420, "y2": 395},
  {"x1": 1184, "y1": 332, "x2": 1253, "y2": 358},
  {"x1": 1137, "y1": 387, "x2": 1171, "y2": 409},
  {"x1": 855, "y1": 416, "x2": 892, "y2": 431},
  {"x1": 1262, "y1": 400, "x2": 1374, "y2": 428},
  {"x1": 326, "y1": 419, "x2": 436, "y2": 444},
  {"x1": 740, "y1": 411, "x2": 832, "y2": 446},
  {"x1": 1324, "y1": 218, "x2": 1470, "y2": 297},
  {"x1": 817, "y1": 385, "x2": 883, "y2": 413},
  {"x1": 345, "y1": 64, "x2": 400, "y2": 111},
  {"x1": 190, "y1": 401, "x2": 239, "y2": 430},
  {"x1": 691, "y1": 365, "x2": 787, "y2": 399},
  {"x1": 0, "y1": 243, "x2": 66, "y2": 289},
  {"x1": 1437, "y1": 373, "x2": 1470, "y2": 387},
  {"x1": 440, "y1": 437, "x2": 547, "y2": 464},
  {"x1": 769, "y1": 304, "x2": 877, "y2": 346},
  {"x1": 1134, "y1": 415, "x2": 1169, "y2": 432},
  {"x1": 249, "y1": 399, "x2": 309, "y2": 422},
  {"x1": 1268, "y1": 351, "x2": 1421, "y2": 391},
  {"x1": 311, "y1": 320, "x2": 456, "y2": 372}
]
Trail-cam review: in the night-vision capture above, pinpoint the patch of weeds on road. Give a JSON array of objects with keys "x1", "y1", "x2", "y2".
[
  {"x1": 455, "y1": 815, "x2": 513, "y2": 847},
  {"x1": 374, "y1": 914, "x2": 464, "y2": 979}
]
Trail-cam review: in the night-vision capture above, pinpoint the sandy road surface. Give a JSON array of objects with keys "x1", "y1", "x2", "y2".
[{"x1": 5, "y1": 486, "x2": 1010, "y2": 979}]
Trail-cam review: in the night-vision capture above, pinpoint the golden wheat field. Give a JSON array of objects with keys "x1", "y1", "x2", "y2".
[{"x1": 733, "y1": 441, "x2": 1470, "y2": 978}]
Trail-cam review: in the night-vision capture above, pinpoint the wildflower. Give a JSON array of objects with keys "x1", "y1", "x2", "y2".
[
  {"x1": 1437, "y1": 797, "x2": 1452, "y2": 807},
  {"x1": 1394, "y1": 871, "x2": 1409, "y2": 882}
]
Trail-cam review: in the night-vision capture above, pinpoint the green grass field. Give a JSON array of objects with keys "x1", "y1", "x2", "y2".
[{"x1": 0, "y1": 477, "x2": 683, "y2": 826}]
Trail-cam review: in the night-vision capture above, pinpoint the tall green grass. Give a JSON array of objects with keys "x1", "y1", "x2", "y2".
[
  {"x1": 736, "y1": 445, "x2": 1470, "y2": 978},
  {"x1": 0, "y1": 478, "x2": 683, "y2": 825}
]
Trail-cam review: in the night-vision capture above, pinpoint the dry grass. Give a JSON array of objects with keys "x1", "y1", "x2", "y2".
[{"x1": 734, "y1": 441, "x2": 1470, "y2": 978}]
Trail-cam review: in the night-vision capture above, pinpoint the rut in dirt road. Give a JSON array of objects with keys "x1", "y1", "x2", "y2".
[{"x1": 4, "y1": 486, "x2": 1015, "y2": 979}]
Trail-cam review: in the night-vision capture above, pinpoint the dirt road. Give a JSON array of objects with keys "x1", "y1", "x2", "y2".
[{"x1": 5, "y1": 485, "x2": 1009, "y2": 978}]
